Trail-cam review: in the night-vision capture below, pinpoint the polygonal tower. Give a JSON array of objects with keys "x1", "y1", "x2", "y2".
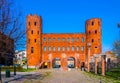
[
  {"x1": 26, "y1": 14, "x2": 42, "y2": 68},
  {"x1": 86, "y1": 18, "x2": 102, "y2": 56}
]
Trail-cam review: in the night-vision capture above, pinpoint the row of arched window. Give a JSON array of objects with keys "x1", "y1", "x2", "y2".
[
  {"x1": 43, "y1": 37, "x2": 85, "y2": 42},
  {"x1": 43, "y1": 46, "x2": 84, "y2": 52}
]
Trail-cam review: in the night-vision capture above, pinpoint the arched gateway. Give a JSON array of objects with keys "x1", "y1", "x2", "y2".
[{"x1": 26, "y1": 14, "x2": 102, "y2": 69}]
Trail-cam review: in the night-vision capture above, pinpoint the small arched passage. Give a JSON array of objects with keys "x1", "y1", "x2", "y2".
[
  {"x1": 67, "y1": 57, "x2": 75, "y2": 68},
  {"x1": 43, "y1": 62, "x2": 48, "y2": 68},
  {"x1": 52, "y1": 58, "x2": 61, "y2": 68}
]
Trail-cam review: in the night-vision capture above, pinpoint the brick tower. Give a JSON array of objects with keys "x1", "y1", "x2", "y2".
[
  {"x1": 26, "y1": 14, "x2": 42, "y2": 68},
  {"x1": 86, "y1": 18, "x2": 102, "y2": 56}
]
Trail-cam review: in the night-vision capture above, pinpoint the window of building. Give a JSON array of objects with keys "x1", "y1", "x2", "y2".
[
  {"x1": 53, "y1": 46, "x2": 56, "y2": 51},
  {"x1": 76, "y1": 38, "x2": 80, "y2": 42},
  {"x1": 44, "y1": 46, "x2": 46, "y2": 51},
  {"x1": 89, "y1": 31, "x2": 91, "y2": 34},
  {"x1": 48, "y1": 46, "x2": 51, "y2": 51},
  {"x1": 95, "y1": 30, "x2": 97, "y2": 34},
  {"x1": 29, "y1": 22, "x2": 30, "y2": 26},
  {"x1": 67, "y1": 38, "x2": 70, "y2": 42},
  {"x1": 92, "y1": 39, "x2": 94, "y2": 43},
  {"x1": 44, "y1": 38, "x2": 46, "y2": 42},
  {"x1": 58, "y1": 46, "x2": 60, "y2": 51},
  {"x1": 53, "y1": 38, "x2": 56, "y2": 42},
  {"x1": 67, "y1": 46, "x2": 70, "y2": 51},
  {"x1": 62, "y1": 38, "x2": 65, "y2": 42},
  {"x1": 37, "y1": 31, "x2": 39, "y2": 35},
  {"x1": 81, "y1": 46, "x2": 84, "y2": 51},
  {"x1": 62, "y1": 46, "x2": 65, "y2": 51},
  {"x1": 95, "y1": 46, "x2": 97, "y2": 48},
  {"x1": 34, "y1": 22, "x2": 37, "y2": 26},
  {"x1": 58, "y1": 38, "x2": 60, "y2": 42},
  {"x1": 34, "y1": 39, "x2": 36, "y2": 43},
  {"x1": 28, "y1": 39, "x2": 30, "y2": 43},
  {"x1": 72, "y1": 46, "x2": 74, "y2": 51},
  {"x1": 98, "y1": 21, "x2": 100, "y2": 26},
  {"x1": 76, "y1": 46, "x2": 80, "y2": 51},
  {"x1": 72, "y1": 38, "x2": 74, "y2": 42},
  {"x1": 31, "y1": 30, "x2": 33, "y2": 34},
  {"x1": 48, "y1": 38, "x2": 50, "y2": 42},
  {"x1": 31, "y1": 47, "x2": 34, "y2": 53},
  {"x1": 82, "y1": 37, "x2": 84, "y2": 42},
  {"x1": 92, "y1": 21, "x2": 94, "y2": 26}
]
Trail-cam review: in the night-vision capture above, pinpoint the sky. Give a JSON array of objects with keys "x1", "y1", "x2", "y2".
[{"x1": 14, "y1": 0, "x2": 120, "y2": 52}]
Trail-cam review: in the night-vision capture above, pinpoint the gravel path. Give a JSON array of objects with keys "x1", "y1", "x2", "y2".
[{"x1": 1, "y1": 69, "x2": 113, "y2": 83}]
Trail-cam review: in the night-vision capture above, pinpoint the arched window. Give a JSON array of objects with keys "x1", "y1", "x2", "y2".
[
  {"x1": 48, "y1": 46, "x2": 51, "y2": 51},
  {"x1": 48, "y1": 38, "x2": 50, "y2": 42},
  {"x1": 95, "y1": 30, "x2": 97, "y2": 34},
  {"x1": 82, "y1": 37, "x2": 84, "y2": 42},
  {"x1": 76, "y1": 38, "x2": 80, "y2": 42},
  {"x1": 62, "y1": 46, "x2": 65, "y2": 51},
  {"x1": 76, "y1": 46, "x2": 80, "y2": 51},
  {"x1": 31, "y1": 47, "x2": 34, "y2": 53},
  {"x1": 28, "y1": 22, "x2": 30, "y2": 26},
  {"x1": 31, "y1": 30, "x2": 33, "y2": 34},
  {"x1": 58, "y1": 38, "x2": 60, "y2": 42},
  {"x1": 53, "y1": 46, "x2": 56, "y2": 51},
  {"x1": 92, "y1": 21, "x2": 94, "y2": 26},
  {"x1": 53, "y1": 38, "x2": 56, "y2": 42},
  {"x1": 92, "y1": 39, "x2": 94, "y2": 43},
  {"x1": 44, "y1": 38, "x2": 46, "y2": 42},
  {"x1": 62, "y1": 38, "x2": 65, "y2": 42},
  {"x1": 34, "y1": 21, "x2": 37, "y2": 26},
  {"x1": 34, "y1": 39, "x2": 36, "y2": 43},
  {"x1": 72, "y1": 38, "x2": 74, "y2": 42},
  {"x1": 72, "y1": 46, "x2": 74, "y2": 51},
  {"x1": 58, "y1": 46, "x2": 60, "y2": 51},
  {"x1": 37, "y1": 31, "x2": 39, "y2": 34},
  {"x1": 67, "y1": 46, "x2": 70, "y2": 51},
  {"x1": 81, "y1": 46, "x2": 84, "y2": 51},
  {"x1": 67, "y1": 38, "x2": 70, "y2": 42},
  {"x1": 44, "y1": 46, "x2": 46, "y2": 51}
]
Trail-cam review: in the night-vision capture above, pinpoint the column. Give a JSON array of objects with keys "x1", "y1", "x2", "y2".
[
  {"x1": 88, "y1": 47, "x2": 90, "y2": 72},
  {"x1": 101, "y1": 55, "x2": 106, "y2": 76},
  {"x1": 95, "y1": 57, "x2": 98, "y2": 74}
]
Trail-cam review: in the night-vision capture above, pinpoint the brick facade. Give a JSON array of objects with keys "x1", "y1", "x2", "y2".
[
  {"x1": 26, "y1": 14, "x2": 102, "y2": 69},
  {"x1": 0, "y1": 32, "x2": 14, "y2": 65}
]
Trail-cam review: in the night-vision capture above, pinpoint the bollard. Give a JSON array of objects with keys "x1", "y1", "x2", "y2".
[
  {"x1": 14, "y1": 66, "x2": 16, "y2": 75},
  {"x1": 6, "y1": 69, "x2": 10, "y2": 78},
  {"x1": 0, "y1": 66, "x2": 1, "y2": 81}
]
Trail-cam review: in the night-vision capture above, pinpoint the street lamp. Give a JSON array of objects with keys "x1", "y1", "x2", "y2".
[
  {"x1": 117, "y1": 23, "x2": 120, "y2": 39},
  {"x1": 87, "y1": 43, "x2": 91, "y2": 72}
]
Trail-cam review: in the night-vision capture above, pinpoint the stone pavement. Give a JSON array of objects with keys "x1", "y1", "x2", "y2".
[{"x1": 0, "y1": 69, "x2": 113, "y2": 83}]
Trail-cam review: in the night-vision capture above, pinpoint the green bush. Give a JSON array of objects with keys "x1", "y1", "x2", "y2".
[{"x1": 1, "y1": 66, "x2": 22, "y2": 71}]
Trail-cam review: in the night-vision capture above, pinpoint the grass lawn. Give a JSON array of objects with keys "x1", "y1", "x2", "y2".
[{"x1": 85, "y1": 71, "x2": 120, "y2": 83}]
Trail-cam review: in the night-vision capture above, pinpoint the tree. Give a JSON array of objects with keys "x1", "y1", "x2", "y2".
[
  {"x1": 113, "y1": 40, "x2": 120, "y2": 59},
  {"x1": 0, "y1": 0, "x2": 25, "y2": 50},
  {"x1": 0, "y1": 0, "x2": 26, "y2": 65}
]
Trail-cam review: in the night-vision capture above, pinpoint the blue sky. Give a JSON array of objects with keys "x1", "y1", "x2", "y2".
[{"x1": 14, "y1": 0, "x2": 120, "y2": 52}]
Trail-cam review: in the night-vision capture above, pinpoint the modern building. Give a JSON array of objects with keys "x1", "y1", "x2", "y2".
[
  {"x1": 0, "y1": 32, "x2": 14, "y2": 65},
  {"x1": 26, "y1": 14, "x2": 102, "y2": 69},
  {"x1": 14, "y1": 50, "x2": 26, "y2": 65}
]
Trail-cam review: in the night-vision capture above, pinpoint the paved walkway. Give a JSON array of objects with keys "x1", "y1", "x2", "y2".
[{"x1": 0, "y1": 69, "x2": 113, "y2": 83}]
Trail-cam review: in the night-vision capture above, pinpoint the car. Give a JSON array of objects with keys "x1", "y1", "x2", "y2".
[{"x1": 68, "y1": 64, "x2": 74, "y2": 68}]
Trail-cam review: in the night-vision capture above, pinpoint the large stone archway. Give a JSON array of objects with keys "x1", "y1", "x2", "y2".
[
  {"x1": 52, "y1": 57, "x2": 61, "y2": 68},
  {"x1": 67, "y1": 57, "x2": 75, "y2": 68}
]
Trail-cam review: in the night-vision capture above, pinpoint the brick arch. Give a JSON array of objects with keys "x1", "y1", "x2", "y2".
[
  {"x1": 67, "y1": 56, "x2": 76, "y2": 68},
  {"x1": 52, "y1": 57, "x2": 61, "y2": 68}
]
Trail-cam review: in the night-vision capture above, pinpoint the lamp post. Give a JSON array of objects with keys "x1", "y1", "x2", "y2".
[
  {"x1": 0, "y1": 66, "x2": 2, "y2": 83},
  {"x1": 62, "y1": 53, "x2": 67, "y2": 71},
  {"x1": 118, "y1": 23, "x2": 120, "y2": 39},
  {"x1": 87, "y1": 43, "x2": 91, "y2": 72}
]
